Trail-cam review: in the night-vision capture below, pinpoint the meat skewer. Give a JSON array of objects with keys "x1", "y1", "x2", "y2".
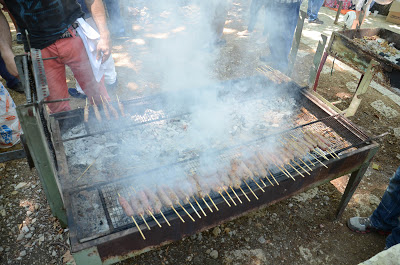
[
  {"x1": 217, "y1": 171, "x2": 237, "y2": 206},
  {"x1": 157, "y1": 188, "x2": 185, "y2": 223},
  {"x1": 129, "y1": 193, "x2": 151, "y2": 230},
  {"x1": 144, "y1": 188, "x2": 171, "y2": 226},
  {"x1": 165, "y1": 186, "x2": 195, "y2": 222},
  {"x1": 84, "y1": 98, "x2": 89, "y2": 123},
  {"x1": 100, "y1": 95, "x2": 111, "y2": 120},
  {"x1": 291, "y1": 134, "x2": 328, "y2": 168},
  {"x1": 190, "y1": 174, "x2": 216, "y2": 212},
  {"x1": 187, "y1": 176, "x2": 207, "y2": 216},
  {"x1": 116, "y1": 95, "x2": 125, "y2": 117},
  {"x1": 228, "y1": 168, "x2": 250, "y2": 202},
  {"x1": 242, "y1": 159, "x2": 265, "y2": 192},
  {"x1": 92, "y1": 97, "x2": 102, "y2": 122},
  {"x1": 118, "y1": 193, "x2": 145, "y2": 240},
  {"x1": 254, "y1": 150, "x2": 278, "y2": 186},
  {"x1": 209, "y1": 174, "x2": 231, "y2": 207},
  {"x1": 174, "y1": 185, "x2": 202, "y2": 219},
  {"x1": 136, "y1": 189, "x2": 162, "y2": 228},
  {"x1": 222, "y1": 168, "x2": 243, "y2": 204}
]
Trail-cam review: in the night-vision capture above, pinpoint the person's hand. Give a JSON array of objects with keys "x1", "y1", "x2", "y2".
[
  {"x1": 1, "y1": 49, "x2": 18, "y2": 77},
  {"x1": 96, "y1": 34, "x2": 111, "y2": 64}
]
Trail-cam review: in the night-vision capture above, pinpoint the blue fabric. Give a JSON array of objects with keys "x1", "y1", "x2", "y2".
[
  {"x1": 263, "y1": 1, "x2": 301, "y2": 72},
  {"x1": 307, "y1": 0, "x2": 324, "y2": 21},
  {"x1": 371, "y1": 166, "x2": 400, "y2": 248},
  {"x1": 0, "y1": 56, "x2": 19, "y2": 89},
  {"x1": 103, "y1": 0, "x2": 125, "y2": 33},
  {"x1": 76, "y1": 0, "x2": 91, "y2": 18},
  {"x1": 248, "y1": 0, "x2": 266, "y2": 32}
]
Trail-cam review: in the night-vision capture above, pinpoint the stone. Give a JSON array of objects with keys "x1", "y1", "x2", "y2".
[
  {"x1": 39, "y1": 235, "x2": 44, "y2": 242},
  {"x1": 0, "y1": 209, "x2": 5, "y2": 217},
  {"x1": 206, "y1": 249, "x2": 211, "y2": 255},
  {"x1": 25, "y1": 233, "x2": 32, "y2": 239},
  {"x1": 397, "y1": 154, "x2": 400, "y2": 160},
  {"x1": 210, "y1": 250, "x2": 218, "y2": 259},
  {"x1": 212, "y1": 227, "x2": 221, "y2": 237},
  {"x1": 26, "y1": 211, "x2": 32, "y2": 217},
  {"x1": 288, "y1": 203, "x2": 293, "y2": 208},
  {"x1": 31, "y1": 218, "x2": 37, "y2": 224},
  {"x1": 52, "y1": 250, "x2": 57, "y2": 256},
  {"x1": 370, "y1": 100, "x2": 399, "y2": 119},
  {"x1": 34, "y1": 204, "x2": 40, "y2": 210},
  {"x1": 21, "y1": 226, "x2": 29, "y2": 233},
  {"x1": 359, "y1": 244, "x2": 400, "y2": 265},
  {"x1": 224, "y1": 228, "x2": 231, "y2": 234},
  {"x1": 245, "y1": 237, "x2": 250, "y2": 242},
  {"x1": 20, "y1": 250, "x2": 26, "y2": 257},
  {"x1": 258, "y1": 236, "x2": 266, "y2": 244},
  {"x1": 394, "y1": 128, "x2": 400, "y2": 139},
  {"x1": 15, "y1": 182, "x2": 27, "y2": 190},
  {"x1": 0, "y1": 247, "x2": 3, "y2": 253}
]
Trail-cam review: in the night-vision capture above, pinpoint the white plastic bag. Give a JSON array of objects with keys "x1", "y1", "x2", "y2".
[{"x1": 0, "y1": 81, "x2": 21, "y2": 148}]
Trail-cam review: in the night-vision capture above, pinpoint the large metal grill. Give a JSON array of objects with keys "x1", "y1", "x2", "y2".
[{"x1": 49, "y1": 75, "x2": 378, "y2": 261}]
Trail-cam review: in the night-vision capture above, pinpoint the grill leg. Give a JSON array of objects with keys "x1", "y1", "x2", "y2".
[{"x1": 336, "y1": 146, "x2": 379, "y2": 219}]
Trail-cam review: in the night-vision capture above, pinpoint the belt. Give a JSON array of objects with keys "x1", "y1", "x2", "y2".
[{"x1": 59, "y1": 22, "x2": 79, "y2": 39}]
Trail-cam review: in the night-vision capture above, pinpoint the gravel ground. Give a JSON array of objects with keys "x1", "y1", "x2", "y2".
[{"x1": 1, "y1": 1, "x2": 400, "y2": 264}]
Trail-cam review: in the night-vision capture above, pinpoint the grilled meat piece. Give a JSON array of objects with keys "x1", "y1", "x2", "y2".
[
  {"x1": 144, "y1": 188, "x2": 162, "y2": 213},
  {"x1": 118, "y1": 195, "x2": 134, "y2": 217},
  {"x1": 129, "y1": 194, "x2": 145, "y2": 216}
]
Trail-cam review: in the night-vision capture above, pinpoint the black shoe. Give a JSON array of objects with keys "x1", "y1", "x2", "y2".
[
  {"x1": 309, "y1": 18, "x2": 324, "y2": 24},
  {"x1": 68, "y1": 88, "x2": 87, "y2": 99},
  {"x1": 10, "y1": 82, "x2": 25, "y2": 94}
]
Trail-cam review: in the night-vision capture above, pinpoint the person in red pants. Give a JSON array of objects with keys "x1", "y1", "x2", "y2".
[{"x1": 0, "y1": 0, "x2": 111, "y2": 113}]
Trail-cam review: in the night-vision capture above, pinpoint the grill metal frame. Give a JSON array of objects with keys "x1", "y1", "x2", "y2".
[{"x1": 46, "y1": 78, "x2": 378, "y2": 264}]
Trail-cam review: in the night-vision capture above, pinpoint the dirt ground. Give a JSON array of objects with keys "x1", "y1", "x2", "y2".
[{"x1": 1, "y1": 0, "x2": 400, "y2": 265}]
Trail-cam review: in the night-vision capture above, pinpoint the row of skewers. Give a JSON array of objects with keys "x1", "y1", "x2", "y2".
[
  {"x1": 84, "y1": 95, "x2": 126, "y2": 123},
  {"x1": 116, "y1": 128, "x2": 340, "y2": 240}
]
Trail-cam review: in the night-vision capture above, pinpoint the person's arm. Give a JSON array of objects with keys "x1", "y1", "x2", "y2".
[
  {"x1": 84, "y1": 0, "x2": 111, "y2": 63},
  {"x1": 0, "y1": 10, "x2": 18, "y2": 77}
]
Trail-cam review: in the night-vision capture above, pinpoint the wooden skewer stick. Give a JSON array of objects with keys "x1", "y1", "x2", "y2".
[
  {"x1": 291, "y1": 160, "x2": 311, "y2": 175},
  {"x1": 140, "y1": 214, "x2": 151, "y2": 230},
  {"x1": 171, "y1": 205, "x2": 185, "y2": 223},
  {"x1": 131, "y1": 216, "x2": 146, "y2": 240},
  {"x1": 230, "y1": 186, "x2": 242, "y2": 204},
  {"x1": 202, "y1": 197, "x2": 213, "y2": 213},
  {"x1": 160, "y1": 210, "x2": 171, "y2": 226},
  {"x1": 239, "y1": 187, "x2": 251, "y2": 202},
  {"x1": 250, "y1": 177, "x2": 265, "y2": 192},
  {"x1": 207, "y1": 194, "x2": 219, "y2": 211},
  {"x1": 186, "y1": 198, "x2": 201, "y2": 219},
  {"x1": 287, "y1": 162, "x2": 305, "y2": 178},
  {"x1": 218, "y1": 191, "x2": 231, "y2": 207},
  {"x1": 267, "y1": 169, "x2": 279, "y2": 185},
  {"x1": 329, "y1": 148, "x2": 340, "y2": 159},
  {"x1": 258, "y1": 177, "x2": 267, "y2": 188},
  {"x1": 223, "y1": 187, "x2": 237, "y2": 206},
  {"x1": 92, "y1": 97, "x2": 102, "y2": 122},
  {"x1": 274, "y1": 162, "x2": 295, "y2": 181},
  {"x1": 314, "y1": 148, "x2": 329, "y2": 160},
  {"x1": 178, "y1": 202, "x2": 195, "y2": 222},
  {"x1": 298, "y1": 158, "x2": 313, "y2": 171},
  {"x1": 76, "y1": 158, "x2": 96, "y2": 181},
  {"x1": 309, "y1": 153, "x2": 328, "y2": 168},
  {"x1": 100, "y1": 95, "x2": 110, "y2": 120},
  {"x1": 244, "y1": 181, "x2": 258, "y2": 200},
  {"x1": 148, "y1": 210, "x2": 162, "y2": 228},
  {"x1": 193, "y1": 196, "x2": 207, "y2": 217}
]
